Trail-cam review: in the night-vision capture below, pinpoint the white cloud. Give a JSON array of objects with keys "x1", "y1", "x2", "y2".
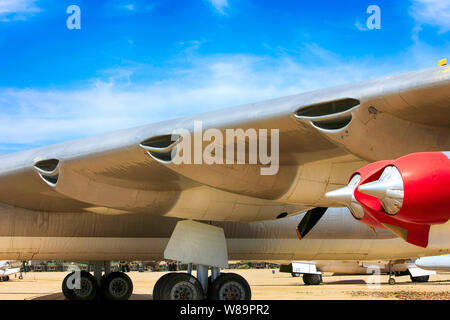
[
  {"x1": 410, "y1": 0, "x2": 450, "y2": 33},
  {"x1": 123, "y1": 4, "x2": 135, "y2": 11},
  {"x1": 0, "y1": 42, "x2": 446, "y2": 153},
  {"x1": 0, "y1": 0, "x2": 40, "y2": 22},
  {"x1": 205, "y1": 0, "x2": 228, "y2": 14}
]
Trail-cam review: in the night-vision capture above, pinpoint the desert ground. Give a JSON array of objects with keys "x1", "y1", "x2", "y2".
[{"x1": 0, "y1": 269, "x2": 449, "y2": 300}]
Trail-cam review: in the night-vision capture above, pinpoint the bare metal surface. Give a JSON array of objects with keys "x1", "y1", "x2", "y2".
[
  {"x1": 0, "y1": 67, "x2": 448, "y2": 260},
  {"x1": 0, "y1": 66, "x2": 447, "y2": 221}
]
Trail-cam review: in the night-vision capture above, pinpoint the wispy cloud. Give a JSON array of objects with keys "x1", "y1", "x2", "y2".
[
  {"x1": 117, "y1": 1, "x2": 153, "y2": 14},
  {"x1": 123, "y1": 4, "x2": 135, "y2": 11},
  {"x1": 1, "y1": 42, "x2": 440, "y2": 153},
  {"x1": 0, "y1": 0, "x2": 41, "y2": 22},
  {"x1": 410, "y1": 0, "x2": 450, "y2": 33},
  {"x1": 205, "y1": 0, "x2": 229, "y2": 14}
]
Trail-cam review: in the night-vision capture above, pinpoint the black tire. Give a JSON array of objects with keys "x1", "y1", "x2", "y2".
[
  {"x1": 101, "y1": 272, "x2": 133, "y2": 301},
  {"x1": 161, "y1": 273, "x2": 204, "y2": 300},
  {"x1": 62, "y1": 272, "x2": 77, "y2": 300},
  {"x1": 71, "y1": 271, "x2": 99, "y2": 301},
  {"x1": 3, "y1": 276, "x2": 9, "y2": 282},
  {"x1": 410, "y1": 275, "x2": 429, "y2": 283},
  {"x1": 303, "y1": 274, "x2": 321, "y2": 285},
  {"x1": 389, "y1": 277, "x2": 396, "y2": 285},
  {"x1": 153, "y1": 273, "x2": 179, "y2": 300},
  {"x1": 208, "y1": 273, "x2": 251, "y2": 300}
]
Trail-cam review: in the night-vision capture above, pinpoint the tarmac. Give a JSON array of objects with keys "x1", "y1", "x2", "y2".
[{"x1": 0, "y1": 269, "x2": 449, "y2": 300}]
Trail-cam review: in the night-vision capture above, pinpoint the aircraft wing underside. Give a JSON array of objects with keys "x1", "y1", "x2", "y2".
[{"x1": 0, "y1": 66, "x2": 448, "y2": 221}]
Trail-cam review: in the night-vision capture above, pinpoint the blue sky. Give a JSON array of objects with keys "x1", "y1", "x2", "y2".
[{"x1": 0, "y1": 0, "x2": 449, "y2": 153}]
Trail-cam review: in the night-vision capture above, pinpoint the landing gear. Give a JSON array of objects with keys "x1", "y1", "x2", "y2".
[
  {"x1": 388, "y1": 261, "x2": 396, "y2": 285},
  {"x1": 62, "y1": 261, "x2": 133, "y2": 301},
  {"x1": 153, "y1": 220, "x2": 252, "y2": 300},
  {"x1": 303, "y1": 274, "x2": 322, "y2": 285},
  {"x1": 153, "y1": 271, "x2": 252, "y2": 300},
  {"x1": 410, "y1": 275, "x2": 429, "y2": 283}
]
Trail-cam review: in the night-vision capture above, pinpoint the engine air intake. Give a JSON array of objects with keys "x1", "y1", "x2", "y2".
[
  {"x1": 140, "y1": 134, "x2": 182, "y2": 164},
  {"x1": 34, "y1": 158, "x2": 60, "y2": 187},
  {"x1": 295, "y1": 98, "x2": 360, "y2": 118}
]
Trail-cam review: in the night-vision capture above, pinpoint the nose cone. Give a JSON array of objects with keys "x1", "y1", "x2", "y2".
[
  {"x1": 357, "y1": 166, "x2": 404, "y2": 215},
  {"x1": 325, "y1": 186, "x2": 353, "y2": 205},
  {"x1": 358, "y1": 181, "x2": 388, "y2": 199}
]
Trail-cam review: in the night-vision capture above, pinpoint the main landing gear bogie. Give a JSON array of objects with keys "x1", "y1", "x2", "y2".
[
  {"x1": 62, "y1": 262, "x2": 133, "y2": 301},
  {"x1": 153, "y1": 271, "x2": 252, "y2": 301}
]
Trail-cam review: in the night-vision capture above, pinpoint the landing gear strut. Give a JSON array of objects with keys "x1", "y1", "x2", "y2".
[
  {"x1": 62, "y1": 261, "x2": 133, "y2": 301},
  {"x1": 388, "y1": 262, "x2": 396, "y2": 285}
]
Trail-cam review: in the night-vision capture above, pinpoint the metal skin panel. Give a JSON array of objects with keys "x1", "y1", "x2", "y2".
[
  {"x1": 0, "y1": 67, "x2": 448, "y2": 222},
  {"x1": 408, "y1": 266, "x2": 436, "y2": 277},
  {"x1": 0, "y1": 66, "x2": 448, "y2": 261},
  {"x1": 0, "y1": 204, "x2": 448, "y2": 261},
  {"x1": 164, "y1": 220, "x2": 228, "y2": 268}
]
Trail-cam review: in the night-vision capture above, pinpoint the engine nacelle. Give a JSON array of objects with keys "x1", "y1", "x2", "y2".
[{"x1": 326, "y1": 152, "x2": 450, "y2": 248}]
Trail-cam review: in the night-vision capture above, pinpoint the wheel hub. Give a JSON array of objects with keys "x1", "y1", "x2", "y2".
[
  {"x1": 170, "y1": 282, "x2": 197, "y2": 300},
  {"x1": 219, "y1": 281, "x2": 245, "y2": 300},
  {"x1": 109, "y1": 278, "x2": 128, "y2": 298},
  {"x1": 74, "y1": 278, "x2": 93, "y2": 298}
]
